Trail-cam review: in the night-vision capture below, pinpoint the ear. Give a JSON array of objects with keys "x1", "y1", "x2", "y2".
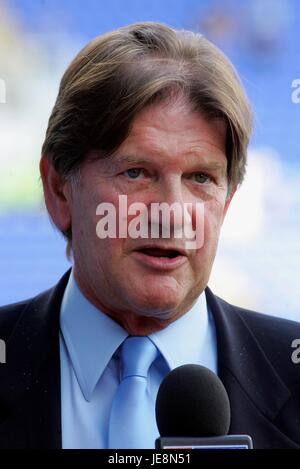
[
  {"x1": 221, "y1": 186, "x2": 237, "y2": 224},
  {"x1": 39, "y1": 155, "x2": 72, "y2": 233}
]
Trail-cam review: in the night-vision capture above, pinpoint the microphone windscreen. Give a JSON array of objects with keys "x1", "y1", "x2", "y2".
[{"x1": 155, "y1": 364, "x2": 231, "y2": 437}]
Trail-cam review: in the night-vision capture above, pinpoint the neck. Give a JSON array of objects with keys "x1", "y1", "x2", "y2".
[{"x1": 72, "y1": 269, "x2": 194, "y2": 335}]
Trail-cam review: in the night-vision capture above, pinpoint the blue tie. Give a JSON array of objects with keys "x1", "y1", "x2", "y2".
[{"x1": 108, "y1": 336, "x2": 160, "y2": 448}]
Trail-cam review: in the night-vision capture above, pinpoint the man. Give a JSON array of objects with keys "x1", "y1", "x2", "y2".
[{"x1": 0, "y1": 22, "x2": 299, "y2": 449}]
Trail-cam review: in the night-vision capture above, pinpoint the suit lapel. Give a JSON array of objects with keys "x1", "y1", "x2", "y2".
[
  {"x1": 0, "y1": 270, "x2": 71, "y2": 448},
  {"x1": 205, "y1": 287, "x2": 298, "y2": 448}
]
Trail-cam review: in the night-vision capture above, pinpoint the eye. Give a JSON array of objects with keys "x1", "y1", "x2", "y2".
[
  {"x1": 123, "y1": 168, "x2": 144, "y2": 179},
  {"x1": 192, "y1": 172, "x2": 213, "y2": 184}
]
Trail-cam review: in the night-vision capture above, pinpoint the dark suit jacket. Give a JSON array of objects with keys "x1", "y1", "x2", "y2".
[{"x1": 0, "y1": 269, "x2": 300, "y2": 448}]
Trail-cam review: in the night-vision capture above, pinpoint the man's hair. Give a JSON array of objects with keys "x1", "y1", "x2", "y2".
[{"x1": 42, "y1": 21, "x2": 252, "y2": 246}]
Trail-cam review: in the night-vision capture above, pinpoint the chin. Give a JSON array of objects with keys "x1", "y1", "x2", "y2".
[{"x1": 129, "y1": 290, "x2": 182, "y2": 321}]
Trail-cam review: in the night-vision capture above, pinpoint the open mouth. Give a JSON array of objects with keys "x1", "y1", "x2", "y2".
[
  {"x1": 132, "y1": 246, "x2": 188, "y2": 270},
  {"x1": 136, "y1": 248, "x2": 183, "y2": 259}
]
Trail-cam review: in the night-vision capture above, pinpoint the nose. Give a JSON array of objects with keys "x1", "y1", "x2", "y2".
[
  {"x1": 147, "y1": 175, "x2": 197, "y2": 239},
  {"x1": 157, "y1": 174, "x2": 186, "y2": 206}
]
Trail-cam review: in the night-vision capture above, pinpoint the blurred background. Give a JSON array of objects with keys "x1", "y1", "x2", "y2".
[{"x1": 0, "y1": 0, "x2": 299, "y2": 320}]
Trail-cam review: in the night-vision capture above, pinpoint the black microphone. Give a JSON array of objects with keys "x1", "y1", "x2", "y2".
[{"x1": 155, "y1": 364, "x2": 253, "y2": 449}]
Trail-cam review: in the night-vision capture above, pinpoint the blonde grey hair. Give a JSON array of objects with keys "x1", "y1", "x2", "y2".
[{"x1": 41, "y1": 21, "x2": 252, "y2": 252}]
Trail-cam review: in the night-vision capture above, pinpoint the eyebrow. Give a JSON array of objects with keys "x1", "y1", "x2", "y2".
[
  {"x1": 109, "y1": 153, "x2": 227, "y2": 175},
  {"x1": 196, "y1": 162, "x2": 227, "y2": 173},
  {"x1": 110, "y1": 155, "x2": 151, "y2": 168}
]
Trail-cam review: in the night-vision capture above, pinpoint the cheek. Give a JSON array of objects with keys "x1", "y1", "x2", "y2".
[
  {"x1": 203, "y1": 199, "x2": 226, "y2": 246},
  {"x1": 74, "y1": 201, "x2": 97, "y2": 243},
  {"x1": 75, "y1": 184, "x2": 118, "y2": 233},
  {"x1": 190, "y1": 201, "x2": 225, "y2": 274}
]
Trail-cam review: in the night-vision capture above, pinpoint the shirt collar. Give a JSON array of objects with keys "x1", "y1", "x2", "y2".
[
  {"x1": 60, "y1": 270, "x2": 128, "y2": 401},
  {"x1": 149, "y1": 292, "x2": 216, "y2": 372},
  {"x1": 60, "y1": 269, "x2": 216, "y2": 402}
]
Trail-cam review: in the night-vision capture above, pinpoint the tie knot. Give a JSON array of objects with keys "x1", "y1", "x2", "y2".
[{"x1": 120, "y1": 336, "x2": 159, "y2": 380}]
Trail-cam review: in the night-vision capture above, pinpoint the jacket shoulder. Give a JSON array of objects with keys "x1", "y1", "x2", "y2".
[
  {"x1": 215, "y1": 294, "x2": 300, "y2": 388},
  {"x1": 0, "y1": 289, "x2": 52, "y2": 341},
  {"x1": 220, "y1": 297, "x2": 300, "y2": 342},
  {"x1": 0, "y1": 270, "x2": 71, "y2": 343},
  {"x1": 0, "y1": 299, "x2": 31, "y2": 341}
]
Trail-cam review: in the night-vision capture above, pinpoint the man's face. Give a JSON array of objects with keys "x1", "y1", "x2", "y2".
[{"x1": 69, "y1": 99, "x2": 234, "y2": 333}]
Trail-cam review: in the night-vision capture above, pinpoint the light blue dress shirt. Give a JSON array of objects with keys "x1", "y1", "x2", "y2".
[{"x1": 60, "y1": 270, "x2": 217, "y2": 448}]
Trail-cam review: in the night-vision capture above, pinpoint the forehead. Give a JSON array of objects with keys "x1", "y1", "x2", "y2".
[{"x1": 116, "y1": 100, "x2": 227, "y2": 164}]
